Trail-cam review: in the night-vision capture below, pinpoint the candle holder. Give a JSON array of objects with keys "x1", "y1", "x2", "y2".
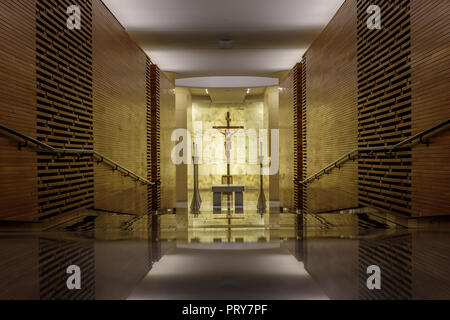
[
  {"x1": 190, "y1": 155, "x2": 202, "y2": 215},
  {"x1": 257, "y1": 155, "x2": 266, "y2": 214}
]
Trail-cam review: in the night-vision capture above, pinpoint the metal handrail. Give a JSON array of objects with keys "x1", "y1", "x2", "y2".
[
  {"x1": 294, "y1": 118, "x2": 450, "y2": 186},
  {"x1": 0, "y1": 123, "x2": 157, "y2": 186}
]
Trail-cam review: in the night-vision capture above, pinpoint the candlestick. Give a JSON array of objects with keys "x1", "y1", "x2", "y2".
[
  {"x1": 191, "y1": 143, "x2": 201, "y2": 215},
  {"x1": 257, "y1": 150, "x2": 266, "y2": 214}
]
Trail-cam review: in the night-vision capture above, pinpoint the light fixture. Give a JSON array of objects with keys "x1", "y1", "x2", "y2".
[
  {"x1": 176, "y1": 77, "x2": 279, "y2": 88},
  {"x1": 246, "y1": 88, "x2": 251, "y2": 94},
  {"x1": 205, "y1": 89, "x2": 209, "y2": 95}
]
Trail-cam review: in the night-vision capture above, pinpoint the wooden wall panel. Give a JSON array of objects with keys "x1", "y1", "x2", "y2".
[
  {"x1": 279, "y1": 70, "x2": 295, "y2": 210},
  {"x1": 357, "y1": 0, "x2": 413, "y2": 217},
  {"x1": 293, "y1": 63, "x2": 303, "y2": 210},
  {"x1": 0, "y1": 0, "x2": 38, "y2": 221},
  {"x1": 148, "y1": 64, "x2": 161, "y2": 211},
  {"x1": 303, "y1": 0, "x2": 359, "y2": 214},
  {"x1": 93, "y1": 0, "x2": 148, "y2": 215},
  {"x1": 410, "y1": 0, "x2": 450, "y2": 217},
  {"x1": 159, "y1": 72, "x2": 176, "y2": 210},
  {"x1": 36, "y1": 0, "x2": 94, "y2": 221},
  {"x1": 301, "y1": 57, "x2": 308, "y2": 213}
]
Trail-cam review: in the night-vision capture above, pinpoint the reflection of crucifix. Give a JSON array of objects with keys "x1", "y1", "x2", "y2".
[{"x1": 213, "y1": 112, "x2": 244, "y2": 184}]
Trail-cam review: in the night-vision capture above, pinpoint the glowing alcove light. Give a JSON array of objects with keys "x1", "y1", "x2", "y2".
[{"x1": 176, "y1": 76, "x2": 279, "y2": 88}]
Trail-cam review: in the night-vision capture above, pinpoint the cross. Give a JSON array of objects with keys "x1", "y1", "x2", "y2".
[
  {"x1": 213, "y1": 112, "x2": 244, "y2": 131},
  {"x1": 212, "y1": 112, "x2": 244, "y2": 216},
  {"x1": 213, "y1": 112, "x2": 244, "y2": 179}
]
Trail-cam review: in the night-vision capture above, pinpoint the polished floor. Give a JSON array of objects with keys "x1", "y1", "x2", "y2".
[{"x1": 1, "y1": 210, "x2": 450, "y2": 300}]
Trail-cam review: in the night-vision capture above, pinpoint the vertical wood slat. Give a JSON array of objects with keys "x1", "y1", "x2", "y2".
[
  {"x1": 36, "y1": 0, "x2": 94, "y2": 221},
  {"x1": 301, "y1": 56, "x2": 308, "y2": 214},
  {"x1": 148, "y1": 63, "x2": 161, "y2": 211},
  {"x1": 293, "y1": 63, "x2": 303, "y2": 211},
  {"x1": 0, "y1": 0, "x2": 38, "y2": 221},
  {"x1": 356, "y1": 0, "x2": 412, "y2": 216}
]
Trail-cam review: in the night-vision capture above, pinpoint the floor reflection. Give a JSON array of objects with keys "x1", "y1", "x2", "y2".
[
  {"x1": 128, "y1": 244, "x2": 328, "y2": 300},
  {"x1": 0, "y1": 210, "x2": 449, "y2": 299},
  {"x1": 39, "y1": 238, "x2": 95, "y2": 300},
  {"x1": 299, "y1": 213, "x2": 450, "y2": 299}
]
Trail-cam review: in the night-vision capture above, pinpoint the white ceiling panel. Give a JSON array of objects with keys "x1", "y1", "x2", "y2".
[{"x1": 102, "y1": 0, "x2": 345, "y2": 77}]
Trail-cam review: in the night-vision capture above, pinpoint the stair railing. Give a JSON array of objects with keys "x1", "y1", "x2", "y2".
[
  {"x1": 294, "y1": 118, "x2": 450, "y2": 186},
  {"x1": 0, "y1": 123, "x2": 157, "y2": 186}
]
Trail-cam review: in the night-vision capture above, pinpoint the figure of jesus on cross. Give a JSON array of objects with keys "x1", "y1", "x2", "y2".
[{"x1": 213, "y1": 112, "x2": 244, "y2": 185}]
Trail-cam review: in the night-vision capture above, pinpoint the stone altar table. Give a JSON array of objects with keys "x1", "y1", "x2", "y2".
[{"x1": 212, "y1": 185, "x2": 245, "y2": 214}]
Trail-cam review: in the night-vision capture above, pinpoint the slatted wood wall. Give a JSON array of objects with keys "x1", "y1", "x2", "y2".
[
  {"x1": 0, "y1": 0, "x2": 38, "y2": 221},
  {"x1": 410, "y1": 0, "x2": 450, "y2": 217},
  {"x1": 148, "y1": 63, "x2": 161, "y2": 211},
  {"x1": 279, "y1": 69, "x2": 295, "y2": 210},
  {"x1": 92, "y1": 0, "x2": 148, "y2": 216},
  {"x1": 301, "y1": 57, "x2": 308, "y2": 214},
  {"x1": 293, "y1": 63, "x2": 303, "y2": 211},
  {"x1": 1, "y1": 0, "x2": 169, "y2": 222},
  {"x1": 356, "y1": 0, "x2": 412, "y2": 216},
  {"x1": 302, "y1": 0, "x2": 359, "y2": 214},
  {"x1": 36, "y1": 0, "x2": 94, "y2": 221}
]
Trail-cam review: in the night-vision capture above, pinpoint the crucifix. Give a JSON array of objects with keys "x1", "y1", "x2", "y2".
[
  {"x1": 213, "y1": 112, "x2": 244, "y2": 185},
  {"x1": 212, "y1": 112, "x2": 245, "y2": 216}
]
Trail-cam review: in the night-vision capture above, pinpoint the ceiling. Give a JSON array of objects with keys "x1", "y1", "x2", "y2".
[{"x1": 102, "y1": 0, "x2": 345, "y2": 77}]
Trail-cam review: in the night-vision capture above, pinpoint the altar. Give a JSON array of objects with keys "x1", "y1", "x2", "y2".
[
  {"x1": 190, "y1": 111, "x2": 265, "y2": 217},
  {"x1": 212, "y1": 185, "x2": 245, "y2": 214}
]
